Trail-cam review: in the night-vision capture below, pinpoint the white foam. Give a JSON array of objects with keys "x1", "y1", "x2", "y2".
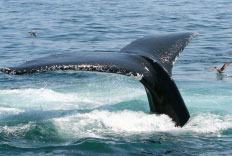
[
  {"x1": 51, "y1": 110, "x2": 232, "y2": 139},
  {"x1": 0, "y1": 107, "x2": 24, "y2": 119},
  {"x1": 0, "y1": 89, "x2": 85, "y2": 110},
  {"x1": 1, "y1": 110, "x2": 231, "y2": 140},
  {"x1": 51, "y1": 110, "x2": 174, "y2": 139},
  {"x1": 0, "y1": 87, "x2": 146, "y2": 111},
  {"x1": 0, "y1": 122, "x2": 33, "y2": 137},
  {"x1": 183, "y1": 113, "x2": 232, "y2": 133}
]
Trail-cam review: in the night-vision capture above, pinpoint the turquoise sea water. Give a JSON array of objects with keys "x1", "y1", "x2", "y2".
[{"x1": 0, "y1": 0, "x2": 232, "y2": 155}]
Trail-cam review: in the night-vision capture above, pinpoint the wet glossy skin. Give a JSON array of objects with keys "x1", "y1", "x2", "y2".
[{"x1": 0, "y1": 33, "x2": 197, "y2": 127}]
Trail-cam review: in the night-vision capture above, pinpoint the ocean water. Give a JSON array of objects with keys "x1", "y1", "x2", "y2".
[{"x1": 0, "y1": 0, "x2": 232, "y2": 155}]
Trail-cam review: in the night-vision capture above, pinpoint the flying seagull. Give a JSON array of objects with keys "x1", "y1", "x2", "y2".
[
  {"x1": 205, "y1": 62, "x2": 232, "y2": 73},
  {"x1": 28, "y1": 31, "x2": 37, "y2": 37}
]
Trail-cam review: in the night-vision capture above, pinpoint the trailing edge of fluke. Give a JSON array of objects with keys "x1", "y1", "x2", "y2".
[{"x1": 0, "y1": 32, "x2": 198, "y2": 127}]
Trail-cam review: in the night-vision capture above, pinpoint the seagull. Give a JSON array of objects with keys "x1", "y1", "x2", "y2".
[
  {"x1": 28, "y1": 31, "x2": 37, "y2": 37},
  {"x1": 205, "y1": 62, "x2": 232, "y2": 74}
]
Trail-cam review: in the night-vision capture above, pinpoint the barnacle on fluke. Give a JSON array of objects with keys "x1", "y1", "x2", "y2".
[{"x1": 0, "y1": 33, "x2": 198, "y2": 127}]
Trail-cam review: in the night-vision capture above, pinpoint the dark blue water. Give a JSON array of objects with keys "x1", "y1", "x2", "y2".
[{"x1": 1, "y1": 0, "x2": 232, "y2": 155}]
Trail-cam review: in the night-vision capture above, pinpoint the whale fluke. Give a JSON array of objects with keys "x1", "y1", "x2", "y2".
[
  {"x1": 121, "y1": 33, "x2": 198, "y2": 75},
  {"x1": 0, "y1": 33, "x2": 198, "y2": 127}
]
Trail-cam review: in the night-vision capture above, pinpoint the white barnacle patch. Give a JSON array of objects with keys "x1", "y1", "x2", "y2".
[
  {"x1": 129, "y1": 72, "x2": 143, "y2": 81},
  {"x1": 189, "y1": 32, "x2": 199, "y2": 40},
  {"x1": 1, "y1": 67, "x2": 10, "y2": 72},
  {"x1": 159, "y1": 51, "x2": 172, "y2": 64},
  {"x1": 63, "y1": 65, "x2": 70, "y2": 70},
  {"x1": 172, "y1": 53, "x2": 180, "y2": 65},
  {"x1": 1, "y1": 68, "x2": 16, "y2": 75},
  {"x1": 75, "y1": 64, "x2": 105, "y2": 72},
  {"x1": 144, "y1": 66, "x2": 149, "y2": 72}
]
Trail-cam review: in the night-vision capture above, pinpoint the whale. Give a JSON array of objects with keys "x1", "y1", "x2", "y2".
[{"x1": 0, "y1": 32, "x2": 198, "y2": 127}]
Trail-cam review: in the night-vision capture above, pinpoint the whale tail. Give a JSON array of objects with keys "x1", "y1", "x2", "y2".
[
  {"x1": 0, "y1": 33, "x2": 198, "y2": 127},
  {"x1": 121, "y1": 32, "x2": 198, "y2": 75}
]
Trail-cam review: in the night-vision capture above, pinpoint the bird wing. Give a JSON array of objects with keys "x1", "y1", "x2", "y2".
[
  {"x1": 29, "y1": 31, "x2": 36, "y2": 37},
  {"x1": 220, "y1": 62, "x2": 232, "y2": 72},
  {"x1": 204, "y1": 67, "x2": 217, "y2": 70}
]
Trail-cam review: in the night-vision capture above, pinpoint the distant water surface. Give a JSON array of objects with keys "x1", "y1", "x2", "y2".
[{"x1": 0, "y1": 0, "x2": 232, "y2": 155}]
